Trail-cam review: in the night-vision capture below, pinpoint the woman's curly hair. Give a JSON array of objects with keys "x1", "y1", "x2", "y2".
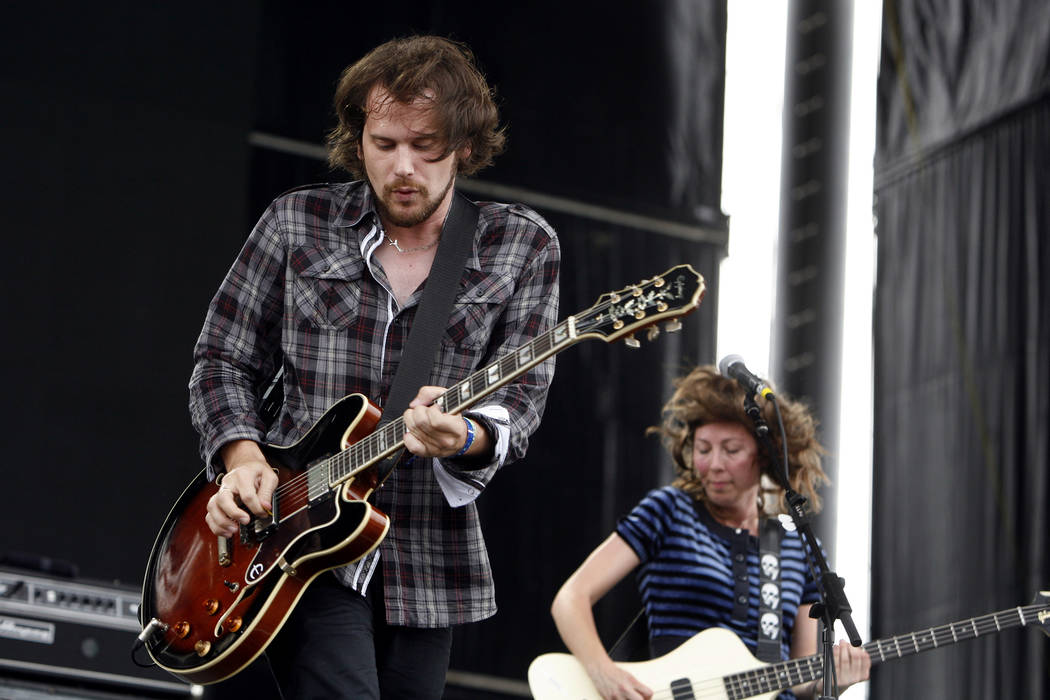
[
  {"x1": 648, "y1": 365, "x2": 828, "y2": 515},
  {"x1": 326, "y1": 35, "x2": 506, "y2": 179}
]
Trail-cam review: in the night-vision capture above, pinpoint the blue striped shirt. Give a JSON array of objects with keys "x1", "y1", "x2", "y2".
[{"x1": 617, "y1": 486, "x2": 820, "y2": 664}]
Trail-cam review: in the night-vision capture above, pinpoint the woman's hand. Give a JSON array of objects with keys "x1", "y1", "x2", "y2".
[{"x1": 585, "y1": 659, "x2": 652, "y2": 700}]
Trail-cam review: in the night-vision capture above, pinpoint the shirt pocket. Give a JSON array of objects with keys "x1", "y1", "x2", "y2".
[
  {"x1": 289, "y1": 246, "x2": 366, "y2": 330},
  {"x1": 443, "y1": 270, "x2": 516, "y2": 352}
]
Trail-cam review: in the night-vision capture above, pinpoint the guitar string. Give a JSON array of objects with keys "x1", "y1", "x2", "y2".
[
  {"x1": 633, "y1": 604, "x2": 1045, "y2": 700},
  {"x1": 265, "y1": 321, "x2": 562, "y2": 510},
  {"x1": 265, "y1": 317, "x2": 558, "y2": 507},
  {"x1": 266, "y1": 311, "x2": 569, "y2": 506},
  {"x1": 259, "y1": 273, "x2": 692, "y2": 509},
  {"x1": 865, "y1": 604, "x2": 1042, "y2": 660},
  {"x1": 250, "y1": 278, "x2": 692, "y2": 516},
  {"x1": 263, "y1": 289, "x2": 648, "y2": 510}
]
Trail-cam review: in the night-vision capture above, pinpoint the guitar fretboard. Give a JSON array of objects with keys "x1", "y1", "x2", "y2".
[
  {"x1": 720, "y1": 603, "x2": 1047, "y2": 699},
  {"x1": 273, "y1": 263, "x2": 703, "y2": 503},
  {"x1": 307, "y1": 317, "x2": 578, "y2": 491}
]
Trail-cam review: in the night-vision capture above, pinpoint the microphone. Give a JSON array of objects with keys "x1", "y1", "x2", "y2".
[{"x1": 718, "y1": 355, "x2": 774, "y2": 398}]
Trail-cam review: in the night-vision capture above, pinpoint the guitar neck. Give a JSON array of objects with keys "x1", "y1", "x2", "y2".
[
  {"x1": 861, "y1": 602, "x2": 1045, "y2": 666},
  {"x1": 722, "y1": 603, "x2": 1047, "y2": 699},
  {"x1": 320, "y1": 316, "x2": 581, "y2": 487},
  {"x1": 289, "y1": 263, "x2": 705, "y2": 492},
  {"x1": 433, "y1": 317, "x2": 578, "y2": 415}
]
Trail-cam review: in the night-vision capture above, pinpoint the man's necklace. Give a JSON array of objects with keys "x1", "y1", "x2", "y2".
[{"x1": 387, "y1": 236, "x2": 440, "y2": 254}]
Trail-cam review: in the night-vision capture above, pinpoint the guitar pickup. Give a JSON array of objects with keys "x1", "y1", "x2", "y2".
[{"x1": 240, "y1": 496, "x2": 279, "y2": 545}]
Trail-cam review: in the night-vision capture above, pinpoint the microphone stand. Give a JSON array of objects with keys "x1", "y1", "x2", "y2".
[{"x1": 743, "y1": 392, "x2": 861, "y2": 699}]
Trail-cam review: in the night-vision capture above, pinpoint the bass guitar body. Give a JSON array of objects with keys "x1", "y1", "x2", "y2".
[
  {"x1": 529, "y1": 628, "x2": 776, "y2": 700},
  {"x1": 529, "y1": 592, "x2": 1050, "y2": 700},
  {"x1": 140, "y1": 394, "x2": 391, "y2": 685}
]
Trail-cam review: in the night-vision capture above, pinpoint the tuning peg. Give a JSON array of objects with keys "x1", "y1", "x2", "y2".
[
  {"x1": 665, "y1": 319, "x2": 682, "y2": 333},
  {"x1": 624, "y1": 334, "x2": 641, "y2": 349},
  {"x1": 646, "y1": 326, "x2": 660, "y2": 342}
]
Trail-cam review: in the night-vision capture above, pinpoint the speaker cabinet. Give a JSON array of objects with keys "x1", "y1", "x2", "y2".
[{"x1": 0, "y1": 567, "x2": 196, "y2": 697}]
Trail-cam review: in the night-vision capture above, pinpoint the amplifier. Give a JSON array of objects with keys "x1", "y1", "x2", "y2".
[{"x1": 0, "y1": 567, "x2": 198, "y2": 697}]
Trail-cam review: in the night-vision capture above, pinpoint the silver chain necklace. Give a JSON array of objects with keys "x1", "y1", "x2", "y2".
[{"x1": 387, "y1": 236, "x2": 440, "y2": 254}]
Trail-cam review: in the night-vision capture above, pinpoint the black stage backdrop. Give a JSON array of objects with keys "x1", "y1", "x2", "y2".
[
  {"x1": 0, "y1": 1, "x2": 726, "y2": 695},
  {"x1": 872, "y1": 0, "x2": 1050, "y2": 696}
]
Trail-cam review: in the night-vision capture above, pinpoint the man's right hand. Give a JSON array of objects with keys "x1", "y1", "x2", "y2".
[{"x1": 205, "y1": 440, "x2": 279, "y2": 537}]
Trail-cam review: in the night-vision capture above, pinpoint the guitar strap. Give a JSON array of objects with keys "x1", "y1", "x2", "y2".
[
  {"x1": 756, "y1": 517, "x2": 784, "y2": 662},
  {"x1": 606, "y1": 607, "x2": 648, "y2": 662},
  {"x1": 249, "y1": 190, "x2": 478, "y2": 449},
  {"x1": 375, "y1": 190, "x2": 480, "y2": 482},
  {"x1": 257, "y1": 364, "x2": 284, "y2": 429}
]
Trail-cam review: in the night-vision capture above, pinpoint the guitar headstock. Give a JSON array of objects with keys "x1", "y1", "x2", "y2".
[
  {"x1": 1035, "y1": 591, "x2": 1050, "y2": 637},
  {"x1": 573, "y1": 264, "x2": 706, "y2": 346}
]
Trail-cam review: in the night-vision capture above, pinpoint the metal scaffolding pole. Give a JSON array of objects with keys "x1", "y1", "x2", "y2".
[{"x1": 773, "y1": 0, "x2": 855, "y2": 561}]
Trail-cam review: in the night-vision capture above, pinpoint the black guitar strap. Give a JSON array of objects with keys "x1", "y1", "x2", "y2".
[
  {"x1": 756, "y1": 518, "x2": 784, "y2": 662},
  {"x1": 606, "y1": 608, "x2": 648, "y2": 662},
  {"x1": 375, "y1": 190, "x2": 479, "y2": 482}
]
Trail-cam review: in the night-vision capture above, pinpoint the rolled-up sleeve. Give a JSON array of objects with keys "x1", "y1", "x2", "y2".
[{"x1": 434, "y1": 206, "x2": 561, "y2": 499}]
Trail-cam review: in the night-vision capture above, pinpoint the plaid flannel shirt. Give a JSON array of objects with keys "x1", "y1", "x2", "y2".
[{"x1": 189, "y1": 181, "x2": 560, "y2": 626}]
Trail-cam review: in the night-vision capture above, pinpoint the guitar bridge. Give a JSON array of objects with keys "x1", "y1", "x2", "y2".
[{"x1": 240, "y1": 495, "x2": 279, "y2": 545}]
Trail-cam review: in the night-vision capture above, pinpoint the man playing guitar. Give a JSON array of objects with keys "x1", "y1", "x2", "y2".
[{"x1": 190, "y1": 35, "x2": 560, "y2": 699}]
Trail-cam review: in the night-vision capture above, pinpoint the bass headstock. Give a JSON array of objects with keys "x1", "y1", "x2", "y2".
[
  {"x1": 573, "y1": 264, "x2": 706, "y2": 347},
  {"x1": 1034, "y1": 591, "x2": 1050, "y2": 637}
]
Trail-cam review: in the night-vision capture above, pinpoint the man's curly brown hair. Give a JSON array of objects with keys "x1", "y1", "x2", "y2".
[
  {"x1": 648, "y1": 365, "x2": 828, "y2": 515},
  {"x1": 326, "y1": 35, "x2": 506, "y2": 179}
]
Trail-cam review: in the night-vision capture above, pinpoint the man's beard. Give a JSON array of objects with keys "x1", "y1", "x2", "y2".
[{"x1": 373, "y1": 172, "x2": 455, "y2": 228}]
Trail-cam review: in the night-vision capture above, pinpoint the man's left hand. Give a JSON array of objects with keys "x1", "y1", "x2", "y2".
[{"x1": 402, "y1": 386, "x2": 487, "y2": 458}]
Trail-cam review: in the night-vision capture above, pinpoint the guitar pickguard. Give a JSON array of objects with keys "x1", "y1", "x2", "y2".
[{"x1": 242, "y1": 489, "x2": 339, "y2": 585}]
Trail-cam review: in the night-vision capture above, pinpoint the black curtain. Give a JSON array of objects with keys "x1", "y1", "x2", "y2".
[
  {"x1": 0, "y1": 1, "x2": 262, "y2": 583},
  {"x1": 872, "y1": 1, "x2": 1050, "y2": 695}
]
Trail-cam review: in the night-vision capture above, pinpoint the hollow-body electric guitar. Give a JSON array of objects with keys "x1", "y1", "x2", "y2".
[
  {"x1": 528, "y1": 591, "x2": 1050, "y2": 699},
  {"x1": 139, "y1": 264, "x2": 706, "y2": 685}
]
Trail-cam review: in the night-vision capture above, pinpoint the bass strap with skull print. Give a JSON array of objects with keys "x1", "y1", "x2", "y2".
[{"x1": 756, "y1": 518, "x2": 783, "y2": 662}]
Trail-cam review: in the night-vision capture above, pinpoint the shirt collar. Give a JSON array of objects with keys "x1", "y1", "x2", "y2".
[
  {"x1": 332, "y1": 180, "x2": 378, "y2": 229},
  {"x1": 695, "y1": 498, "x2": 759, "y2": 543},
  {"x1": 332, "y1": 181, "x2": 482, "y2": 272}
]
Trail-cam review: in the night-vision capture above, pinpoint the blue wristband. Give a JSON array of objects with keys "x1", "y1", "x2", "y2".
[{"x1": 454, "y1": 416, "x2": 475, "y2": 457}]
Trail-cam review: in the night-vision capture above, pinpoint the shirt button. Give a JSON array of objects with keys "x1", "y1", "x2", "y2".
[
  {"x1": 737, "y1": 595, "x2": 748, "y2": 604},
  {"x1": 735, "y1": 553, "x2": 745, "y2": 562}
]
